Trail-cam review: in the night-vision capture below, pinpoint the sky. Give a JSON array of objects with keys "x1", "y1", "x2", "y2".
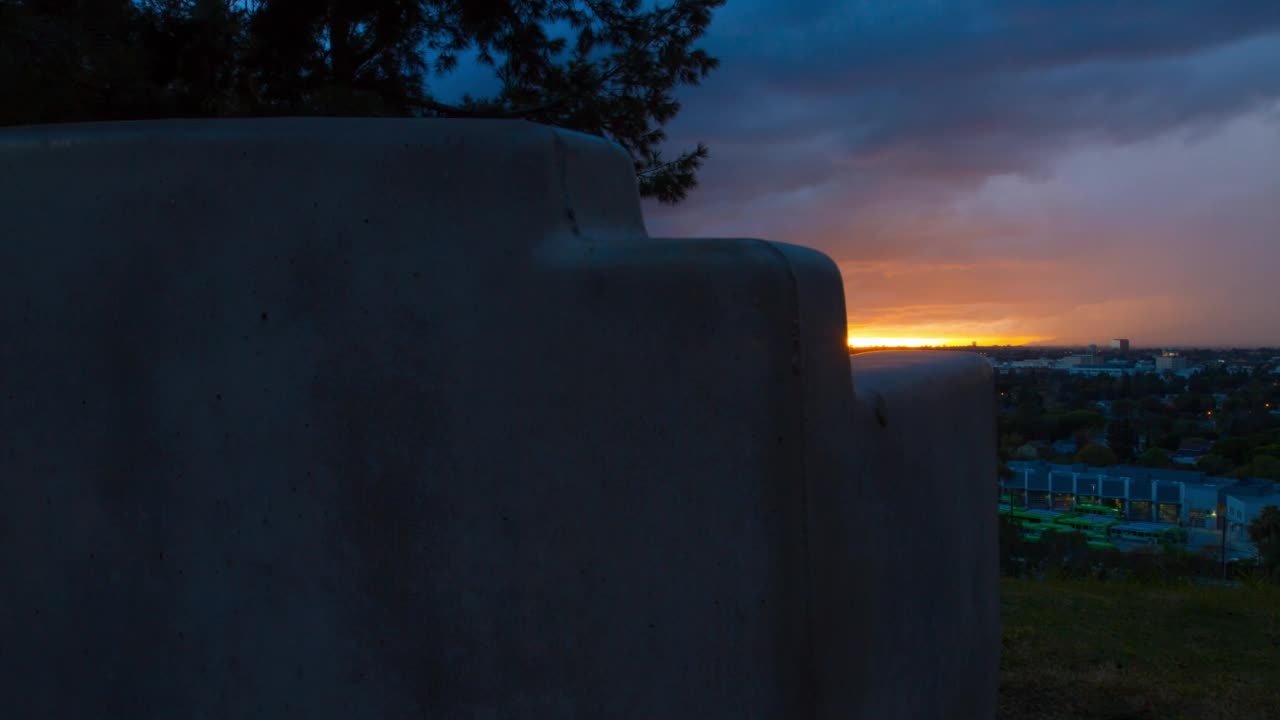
[{"x1": 442, "y1": 1, "x2": 1280, "y2": 348}]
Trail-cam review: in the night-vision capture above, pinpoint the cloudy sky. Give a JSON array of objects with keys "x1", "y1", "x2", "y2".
[{"x1": 444, "y1": 1, "x2": 1280, "y2": 347}]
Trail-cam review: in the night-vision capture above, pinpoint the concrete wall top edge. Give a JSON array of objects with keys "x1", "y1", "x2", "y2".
[
  {"x1": 0, "y1": 116, "x2": 557, "y2": 147},
  {"x1": 617, "y1": 238, "x2": 843, "y2": 282},
  {"x1": 754, "y1": 240, "x2": 842, "y2": 274},
  {"x1": 0, "y1": 117, "x2": 648, "y2": 243},
  {"x1": 850, "y1": 351, "x2": 993, "y2": 396},
  {"x1": 0, "y1": 115, "x2": 548, "y2": 141}
]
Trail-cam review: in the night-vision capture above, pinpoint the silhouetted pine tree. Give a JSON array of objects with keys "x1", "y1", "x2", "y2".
[{"x1": 0, "y1": 0, "x2": 723, "y2": 203}]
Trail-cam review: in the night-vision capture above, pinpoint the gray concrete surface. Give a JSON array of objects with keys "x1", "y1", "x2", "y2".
[
  {"x1": 0, "y1": 118, "x2": 997, "y2": 718},
  {"x1": 810, "y1": 352, "x2": 1000, "y2": 720}
]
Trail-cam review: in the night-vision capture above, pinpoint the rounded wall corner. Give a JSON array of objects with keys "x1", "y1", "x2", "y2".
[{"x1": 549, "y1": 126, "x2": 649, "y2": 243}]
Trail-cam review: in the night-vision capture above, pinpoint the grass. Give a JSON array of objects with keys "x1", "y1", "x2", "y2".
[{"x1": 1000, "y1": 575, "x2": 1280, "y2": 720}]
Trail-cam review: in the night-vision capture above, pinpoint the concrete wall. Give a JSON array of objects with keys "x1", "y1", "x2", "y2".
[
  {"x1": 0, "y1": 118, "x2": 996, "y2": 718},
  {"x1": 813, "y1": 352, "x2": 999, "y2": 719}
]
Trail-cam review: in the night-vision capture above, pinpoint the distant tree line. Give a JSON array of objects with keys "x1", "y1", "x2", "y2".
[{"x1": 996, "y1": 365, "x2": 1280, "y2": 479}]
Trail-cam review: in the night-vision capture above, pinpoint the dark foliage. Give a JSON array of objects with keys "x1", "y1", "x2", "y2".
[
  {"x1": 0, "y1": 0, "x2": 724, "y2": 203},
  {"x1": 1247, "y1": 505, "x2": 1280, "y2": 577}
]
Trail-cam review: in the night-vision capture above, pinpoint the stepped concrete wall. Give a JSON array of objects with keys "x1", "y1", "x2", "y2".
[
  {"x1": 815, "y1": 352, "x2": 1000, "y2": 719},
  {"x1": 0, "y1": 118, "x2": 996, "y2": 719}
]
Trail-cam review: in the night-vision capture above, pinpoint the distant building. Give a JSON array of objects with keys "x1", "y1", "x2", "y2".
[
  {"x1": 992, "y1": 355, "x2": 1152, "y2": 376},
  {"x1": 1111, "y1": 338, "x2": 1130, "y2": 353},
  {"x1": 1052, "y1": 438, "x2": 1079, "y2": 457},
  {"x1": 1003, "y1": 460, "x2": 1248, "y2": 526},
  {"x1": 1225, "y1": 481, "x2": 1280, "y2": 544},
  {"x1": 1059, "y1": 353, "x2": 1101, "y2": 368},
  {"x1": 1003, "y1": 461, "x2": 1280, "y2": 539},
  {"x1": 1172, "y1": 439, "x2": 1213, "y2": 466},
  {"x1": 1156, "y1": 351, "x2": 1188, "y2": 372},
  {"x1": 1067, "y1": 366, "x2": 1129, "y2": 377}
]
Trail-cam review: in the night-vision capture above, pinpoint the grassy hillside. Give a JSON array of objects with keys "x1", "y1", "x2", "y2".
[{"x1": 1000, "y1": 576, "x2": 1280, "y2": 720}]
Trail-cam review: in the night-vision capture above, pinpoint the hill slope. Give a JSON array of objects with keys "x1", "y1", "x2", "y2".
[{"x1": 1000, "y1": 577, "x2": 1280, "y2": 719}]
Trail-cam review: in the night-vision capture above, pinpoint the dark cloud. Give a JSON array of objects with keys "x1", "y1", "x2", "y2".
[
  {"x1": 648, "y1": 2, "x2": 1280, "y2": 246},
  {"x1": 711, "y1": 0, "x2": 1280, "y2": 87},
  {"x1": 635, "y1": 2, "x2": 1280, "y2": 345},
  {"x1": 433, "y1": 1, "x2": 1280, "y2": 344}
]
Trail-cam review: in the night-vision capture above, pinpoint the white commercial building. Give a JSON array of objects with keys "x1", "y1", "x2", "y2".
[{"x1": 1225, "y1": 490, "x2": 1280, "y2": 544}]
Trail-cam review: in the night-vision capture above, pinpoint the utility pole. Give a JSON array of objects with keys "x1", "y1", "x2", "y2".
[{"x1": 1220, "y1": 502, "x2": 1228, "y2": 583}]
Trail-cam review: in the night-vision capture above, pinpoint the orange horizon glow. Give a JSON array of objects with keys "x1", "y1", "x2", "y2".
[{"x1": 847, "y1": 334, "x2": 1051, "y2": 348}]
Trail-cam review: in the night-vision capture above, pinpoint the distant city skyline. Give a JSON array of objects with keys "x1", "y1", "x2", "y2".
[{"x1": 847, "y1": 338, "x2": 1279, "y2": 350}]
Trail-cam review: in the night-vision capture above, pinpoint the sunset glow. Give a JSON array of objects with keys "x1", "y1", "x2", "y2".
[
  {"x1": 847, "y1": 334, "x2": 1053, "y2": 348},
  {"x1": 642, "y1": 4, "x2": 1280, "y2": 347},
  {"x1": 848, "y1": 336, "x2": 951, "y2": 348}
]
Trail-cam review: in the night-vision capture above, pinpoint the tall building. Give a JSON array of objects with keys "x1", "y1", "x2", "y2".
[
  {"x1": 1111, "y1": 338, "x2": 1130, "y2": 353},
  {"x1": 1156, "y1": 351, "x2": 1187, "y2": 372}
]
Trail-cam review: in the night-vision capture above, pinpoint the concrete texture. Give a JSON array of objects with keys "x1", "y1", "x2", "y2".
[
  {"x1": 812, "y1": 351, "x2": 1000, "y2": 720},
  {"x1": 0, "y1": 118, "x2": 996, "y2": 718}
]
